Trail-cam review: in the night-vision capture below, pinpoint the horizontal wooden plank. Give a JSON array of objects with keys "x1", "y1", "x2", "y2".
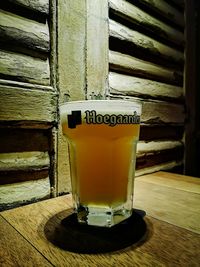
[
  {"x1": 0, "y1": 85, "x2": 57, "y2": 123},
  {"x1": 0, "y1": 10, "x2": 49, "y2": 54},
  {"x1": 109, "y1": 0, "x2": 184, "y2": 47},
  {"x1": 135, "y1": 160, "x2": 183, "y2": 176},
  {"x1": 0, "y1": 129, "x2": 49, "y2": 153},
  {"x1": 109, "y1": 51, "x2": 183, "y2": 86},
  {"x1": 109, "y1": 71, "x2": 183, "y2": 101},
  {"x1": 141, "y1": 99, "x2": 184, "y2": 124},
  {"x1": 0, "y1": 169, "x2": 49, "y2": 185},
  {"x1": 109, "y1": 19, "x2": 184, "y2": 66},
  {"x1": 137, "y1": 140, "x2": 183, "y2": 155},
  {"x1": 131, "y1": 0, "x2": 184, "y2": 28},
  {"x1": 140, "y1": 125, "x2": 184, "y2": 140},
  {"x1": 0, "y1": 178, "x2": 50, "y2": 209},
  {"x1": 136, "y1": 141, "x2": 183, "y2": 170},
  {"x1": 109, "y1": 96, "x2": 185, "y2": 124},
  {"x1": 0, "y1": 50, "x2": 50, "y2": 85},
  {"x1": 5, "y1": 0, "x2": 49, "y2": 14},
  {"x1": 0, "y1": 152, "x2": 49, "y2": 172}
]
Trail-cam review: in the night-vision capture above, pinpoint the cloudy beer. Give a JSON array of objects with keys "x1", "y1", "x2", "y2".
[{"x1": 61, "y1": 100, "x2": 141, "y2": 227}]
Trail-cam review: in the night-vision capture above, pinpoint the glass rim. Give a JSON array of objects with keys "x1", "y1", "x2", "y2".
[{"x1": 60, "y1": 99, "x2": 142, "y2": 110}]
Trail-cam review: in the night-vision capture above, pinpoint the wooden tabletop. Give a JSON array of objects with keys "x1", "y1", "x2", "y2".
[{"x1": 1, "y1": 171, "x2": 200, "y2": 266}]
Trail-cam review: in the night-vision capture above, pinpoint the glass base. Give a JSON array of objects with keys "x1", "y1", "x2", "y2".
[{"x1": 76, "y1": 205, "x2": 132, "y2": 227}]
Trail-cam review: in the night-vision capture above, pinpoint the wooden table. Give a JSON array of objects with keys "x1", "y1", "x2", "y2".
[{"x1": 1, "y1": 171, "x2": 200, "y2": 266}]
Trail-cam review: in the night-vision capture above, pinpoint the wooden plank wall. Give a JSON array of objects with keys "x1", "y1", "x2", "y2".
[
  {"x1": 108, "y1": 0, "x2": 185, "y2": 175},
  {"x1": 0, "y1": 1, "x2": 57, "y2": 210}
]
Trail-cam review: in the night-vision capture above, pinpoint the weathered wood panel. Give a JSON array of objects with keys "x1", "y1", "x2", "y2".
[
  {"x1": 141, "y1": 100, "x2": 184, "y2": 124},
  {"x1": 5, "y1": 0, "x2": 49, "y2": 14},
  {"x1": 57, "y1": 0, "x2": 87, "y2": 195},
  {"x1": 0, "y1": 152, "x2": 49, "y2": 172},
  {"x1": 0, "y1": 50, "x2": 50, "y2": 85},
  {"x1": 0, "y1": 85, "x2": 57, "y2": 123},
  {"x1": 0, "y1": 129, "x2": 49, "y2": 152},
  {"x1": 131, "y1": 0, "x2": 184, "y2": 28},
  {"x1": 57, "y1": 0, "x2": 86, "y2": 102},
  {"x1": 109, "y1": 20, "x2": 184, "y2": 66},
  {"x1": 0, "y1": 178, "x2": 50, "y2": 210},
  {"x1": 0, "y1": 152, "x2": 50, "y2": 185},
  {"x1": 0, "y1": 10, "x2": 49, "y2": 54},
  {"x1": 137, "y1": 140, "x2": 183, "y2": 155},
  {"x1": 109, "y1": 0, "x2": 184, "y2": 47},
  {"x1": 109, "y1": 72, "x2": 183, "y2": 101},
  {"x1": 109, "y1": 51, "x2": 183, "y2": 86},
  {"x1": 86, "y1": 0, "x2": 109, "y2": 99},
  {"x1": 110, "y1": 96, "x2": 185, "y2": 124},
  {"x1": 136, "y1": 140, "x2": 183, "y2": 170},
  {"x1": 109, "y1": 71, "x2": 183, "y2": 101}
]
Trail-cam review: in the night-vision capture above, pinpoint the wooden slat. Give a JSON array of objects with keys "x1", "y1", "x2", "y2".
[
  {"x1": 0, "y1": 151, "x2": 50, "y2": 186},
  {"x1": 0, "y1": 50, "x2": 50, "y2": 85},
  {"x1": 0, "y1": 216, "x2": 53, "y2": 266},
  {"x1": 135, "y1": 160, "x2": 183, "y2": 176},
  {"x1": 109, "y1": 19, "x2": 184, "y2": 66},
  {"x1": 86, "y1": 0, "x2": 109, "y2": 99},
  {"x1": 136, "y1": 140, "x2": 183, "y2": 170},
  {"x1": 131, "y1": 0, "x2": 184, "y2": 28},
  {"x1": 110, "y1": 96, "x2": 185, "y2": 124},
  {"x1": 0, "y1": 152, "x2": 49, "y2": 172},
  {"x1": 109, "y1": 51, "x2": 183, "y2": 86},
  {"x1": 5, "y1": 0, "x2": 49, "y2": 14},
  {"x1": 0, "y1": 85, "x2": 57, "y2": 123},
  {"x1": 109, "y1": 72, "x2": 183, "y2": 101},
  {"x1": 0, "y1": 178, "x2": 50, "y2": 210},
  {"x1": 0, "y1": 10, "x2": 49, "y2": 54},
  {"x1": 109, "y1": 0, "x2": 184, "y2": 47},
  {"x1": 0, "y1": 129, "x2": 49, "y2": 153},
  {"x1": 137, "y1": 140, "x2": 183, "y2": 155},
  {"x1": 142, "y1": 99, "x2": 184, "y2": 124}
]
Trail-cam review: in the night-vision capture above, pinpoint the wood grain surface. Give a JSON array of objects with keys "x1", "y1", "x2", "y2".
[
  {"x1": 1, "y1": 172, "x2": 200, "y2": 266},
  {"x1": 0, "y1": 216, "x2": 53, "y2": 267}
]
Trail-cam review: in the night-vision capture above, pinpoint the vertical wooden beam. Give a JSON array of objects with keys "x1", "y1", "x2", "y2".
[
  {"x1": 184, "y1": 0, "x2": 198, "y2": 176},
  {"x1": 57, "y1": 0, "x2": 87, "y2": 194},
  {"x1": 86, "y1": 0, "x2": 109, "y2": 99}
]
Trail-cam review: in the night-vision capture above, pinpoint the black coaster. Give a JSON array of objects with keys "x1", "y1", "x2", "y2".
[{"x1": 44, "y1": 209, "x2": 147, "y2": 254}]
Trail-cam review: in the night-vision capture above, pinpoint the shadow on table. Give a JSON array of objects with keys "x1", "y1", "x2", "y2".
[{"x1": 44, "y1": 209, "x2": 148, "y2": 254}]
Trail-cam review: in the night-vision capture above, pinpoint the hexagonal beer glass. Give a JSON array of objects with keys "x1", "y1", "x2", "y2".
[{"x1": 60, "y1": 100, "x2": 141, "y2": 227}]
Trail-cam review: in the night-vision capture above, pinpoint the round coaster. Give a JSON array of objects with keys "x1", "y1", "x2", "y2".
[{"x1": 44, "y1": 209, "x2": 147, "y2": 254}]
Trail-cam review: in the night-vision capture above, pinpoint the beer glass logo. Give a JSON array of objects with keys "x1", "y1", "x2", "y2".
[
  {"x1": 68, "y1": 110, "x2": 140, "y2": 128},
  {"x1": 85, "y1": 110, "x2": 140, "y2": 126},
  {"x1": 68, "y1": 110, "x2": 82, "y2": 128}
]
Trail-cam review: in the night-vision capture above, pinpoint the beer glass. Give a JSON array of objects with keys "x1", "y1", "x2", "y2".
[{"x1": 60, "y1": 100, "x2": 141, "y2": 227}]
